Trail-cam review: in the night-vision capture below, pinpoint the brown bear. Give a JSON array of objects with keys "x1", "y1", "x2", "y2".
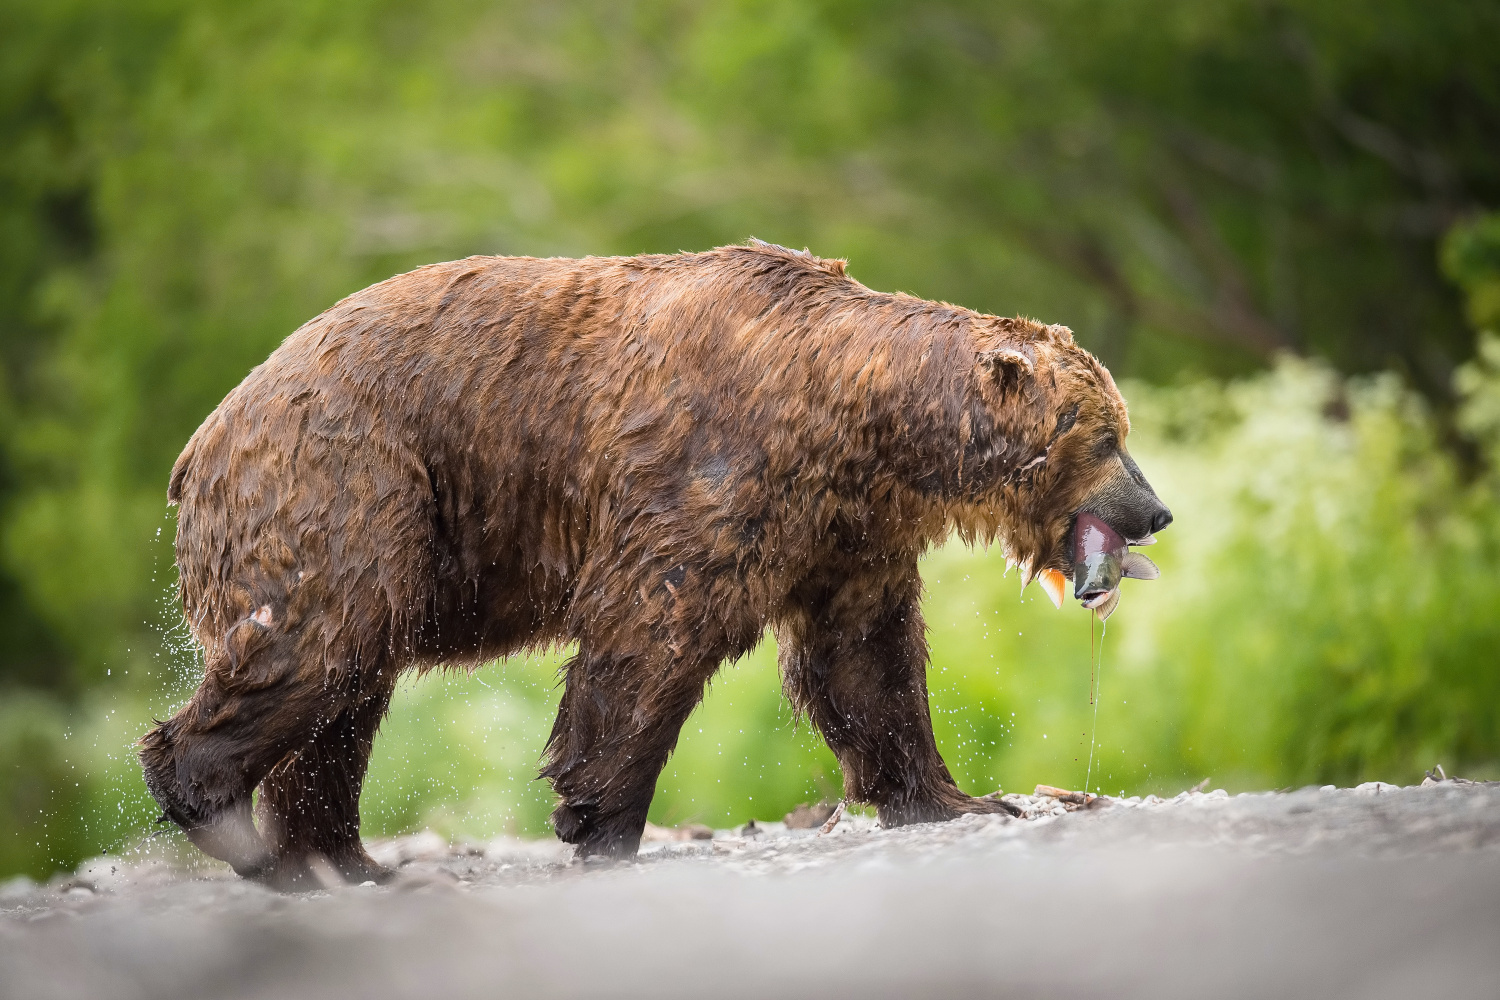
[{"x1": 140, "y1": 242, "x2": 1170, "y2": 887}]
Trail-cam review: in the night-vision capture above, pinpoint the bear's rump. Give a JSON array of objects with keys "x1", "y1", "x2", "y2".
[{"x1": 173, "y1": 387, "x2": 593, "y2": 677}]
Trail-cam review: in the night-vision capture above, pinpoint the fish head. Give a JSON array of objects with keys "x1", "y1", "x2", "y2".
[{"x1": 1066, "y1": 448, "x2": 1171, "y2": 619}]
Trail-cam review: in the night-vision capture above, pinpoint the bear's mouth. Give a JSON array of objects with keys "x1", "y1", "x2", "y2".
[{"x1": 1036, "y1": 512, "x2": 1159, "y2": 620}]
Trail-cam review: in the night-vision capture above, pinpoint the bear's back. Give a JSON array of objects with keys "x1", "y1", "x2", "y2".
[{"x1": 177, "y1": 246, "x2": 926, "y2": 496}]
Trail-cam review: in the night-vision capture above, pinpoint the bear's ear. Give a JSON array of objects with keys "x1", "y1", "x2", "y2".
[{"x1": 979, "y1": 345, "x2": 1034, "y2": 393}]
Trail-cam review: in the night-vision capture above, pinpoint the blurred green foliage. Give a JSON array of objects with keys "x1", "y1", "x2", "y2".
[
  {"x1": 1444, "y1": 214, "x2": 1500, "y2": 336},
  {"x1": 2, "y1": 0, "x2": 1499, "y2": 877}
]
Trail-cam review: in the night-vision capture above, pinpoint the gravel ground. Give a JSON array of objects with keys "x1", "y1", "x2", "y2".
[{"x1": 3, "y1": 778, "x2": 1498, "y2": 999}]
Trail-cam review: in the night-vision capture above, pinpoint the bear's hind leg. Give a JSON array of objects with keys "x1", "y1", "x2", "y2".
[
  {"x1": 777, "y1": 566, "x2": 1020, "y2": 826},
  {"x1": 253, "y1": 672, "x2": 397, "y2": 890},
  {"x1": 139, "y1": 633, "x2": 330, "y2": 879}
]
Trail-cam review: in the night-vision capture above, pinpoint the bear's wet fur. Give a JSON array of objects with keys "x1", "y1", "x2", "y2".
[{"x1": 141, "y1": 242, "x2": 1145, "y2": 886}]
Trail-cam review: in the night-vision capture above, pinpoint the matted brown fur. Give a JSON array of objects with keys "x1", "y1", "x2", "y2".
[{"x1": 140, "y1": 242, "x2": 1165, "y2": 886}]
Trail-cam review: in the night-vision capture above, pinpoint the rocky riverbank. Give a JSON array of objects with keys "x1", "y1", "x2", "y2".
[{"x1": 3, "y1": 777, "x2": 1498, "y2": 999}]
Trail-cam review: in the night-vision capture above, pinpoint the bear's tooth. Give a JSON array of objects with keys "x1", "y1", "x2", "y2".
[{"x1": 1038, "y1": 568, "x2": 1067, "y2": 610}]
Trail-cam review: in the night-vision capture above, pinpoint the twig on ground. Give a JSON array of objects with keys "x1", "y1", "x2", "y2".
[
  {"x1": 1034, "y1": 784, "x2": 1094, "y2": 806},
  {"x1": 817, "y1": 801, "x2": 846, "y2": 836}
]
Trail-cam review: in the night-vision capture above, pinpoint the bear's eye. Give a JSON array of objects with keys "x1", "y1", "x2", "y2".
[
  {"x1": 1092, "y1": 433, "x2": 1119, "y2": 460},
  {"x1": 1053, "y1": 404, "x2": 1080, "y2": 439}
]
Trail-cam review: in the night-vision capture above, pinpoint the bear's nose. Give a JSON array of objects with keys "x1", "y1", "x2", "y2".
[{"x1": 1152, "y1": 507, "x2": 1173, "y2": 533}]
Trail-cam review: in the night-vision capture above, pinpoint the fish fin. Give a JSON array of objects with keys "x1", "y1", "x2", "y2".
[
  {"x1": 1120, "y1": 553, "x2": 1160, "y2": 580},
  {"x1": 1038, "y1": 568, "x2": 1067, "y2": 610}
]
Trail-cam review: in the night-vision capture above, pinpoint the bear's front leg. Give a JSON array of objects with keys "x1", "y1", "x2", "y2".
[
  {"x1": 777, "y1": 564, "x2": 1021, "y2": 826},
  {"x1": 541, "y1": 646, "x2": 725, "y2": 859}
]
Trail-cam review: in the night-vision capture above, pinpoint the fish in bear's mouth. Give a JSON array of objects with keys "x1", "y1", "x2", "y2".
[{"x1": 1037, "y1": 512, "x2": 1160, "y2": 620}]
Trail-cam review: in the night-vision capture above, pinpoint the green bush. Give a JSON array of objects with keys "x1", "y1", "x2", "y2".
[{"x1": 0, "y1": 694, "x2": 85, "y2": 877}]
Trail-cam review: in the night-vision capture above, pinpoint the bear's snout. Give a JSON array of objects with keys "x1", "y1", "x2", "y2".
[
  {"x1": 1151, "y1": 506, "x2": 1173, "y2": 534},
  {"x1": 1075, "y1": 449, "x2": 1171, "y2": 547}
]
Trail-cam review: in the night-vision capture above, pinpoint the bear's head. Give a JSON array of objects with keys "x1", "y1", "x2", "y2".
[{"x1": 965, "y1": 319, "x2": 1171, "y2": 618}]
